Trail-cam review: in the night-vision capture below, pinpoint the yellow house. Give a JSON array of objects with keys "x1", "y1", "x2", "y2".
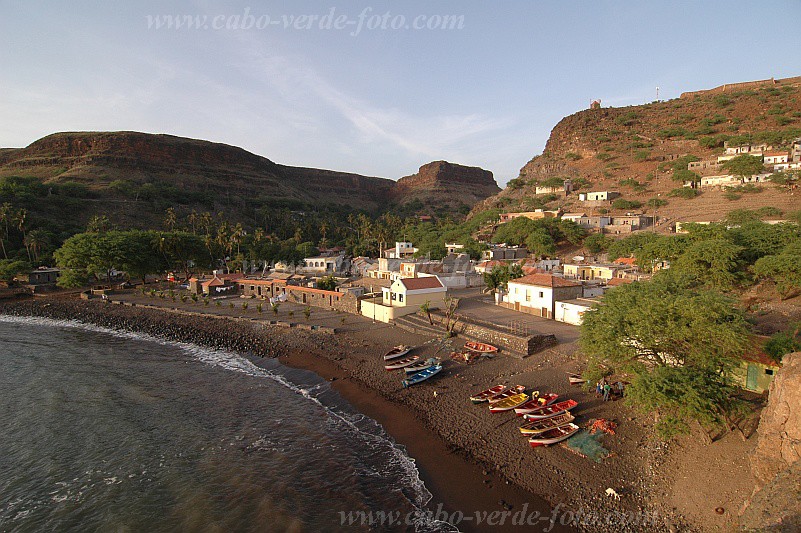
[
  {"x1": 361, "y1": 276, "x2": 447, "y2": 323},
  {"x1": 731, "y1": 336, "x2": 782, "y2": 394}
]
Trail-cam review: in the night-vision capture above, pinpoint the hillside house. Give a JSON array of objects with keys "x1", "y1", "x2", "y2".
[
  {"x1": 731, "y1": 336, "x2": 781, "y2": 394},
  {"x1": 563, "y1": 263, "x2": 620, "y2": 282},
  {"x1": 792, "y1": 139, "x2": 801, "y2": 162},
  {"x1": 724, "y1": 142, "x2": 772, "y2": 156},
  {"x1": 445, "y1": 243, "x2": 464, "y2": 254},
  {"x1": 302, "y1": 254, "x2": 345, "y2": 274},
  {"x1": 578, "y1": 191, "x2": 620, "y2": 202},
  {"x1": 498, "y1": 210, "x2": 560, "y2": 223},
  {"x1": 554, "y1": 297, "x2": 598, "y2": 326},
  {"x1": 350, "y1": 256, "x2": 375, "y2": 277},
  {"x1": 383, "y1": 242, "x2": 417, "y2": 259},
  {"x1": 367, "y1": 258, "x2": 402, "y2": 280},
  {"x1": 482, "y1": 245, "x2": 528, "y2": 261},
  {"x1": 687, "y1": 159, "x2": 723, "y2": 173},
  {"x1": 763, "y1": 151, "x2": 789, "y2": 165},
  {"x1": 500, "y1": 274, "x2": 582, "y2": 319},
  {"x1": 561, "y1": 213, "x2": 610, "y2": 229},
  {"x1": 607, "y1": 214, "x2": 654, "y2": 234}
]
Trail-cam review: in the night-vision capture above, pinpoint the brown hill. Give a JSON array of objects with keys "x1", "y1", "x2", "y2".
[
  {"x1": 0, "y1": 132, "x2": 498, "y2": 228},
  {"x1": 474, "y1": 78, "x2": 801, "y2": 227},
  {"x1": 393, "y1": 161, "x2": 500, "y2": 215}
]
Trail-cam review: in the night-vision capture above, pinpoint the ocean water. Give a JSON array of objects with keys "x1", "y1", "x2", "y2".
[{"x1": 0, "y1": 316, "x2": 454, "y2": 532}]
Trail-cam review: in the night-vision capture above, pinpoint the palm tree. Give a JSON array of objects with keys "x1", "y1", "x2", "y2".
[
  {"x1": 24, "y1": 230, "x2": 47, "y2": 264},
  {"x1": 16, "y1": 209, "x2": 29, "y2": 261},
  {"x1": 163, "y1": 207, "x2": 177, "y2": 231},
  {"x1": 0, "y1": 202, "x2": 11, "y2": 259}
]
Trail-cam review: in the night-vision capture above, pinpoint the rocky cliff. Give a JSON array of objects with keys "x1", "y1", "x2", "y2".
[
  {"x1": 393, "y1": 160, "x2": 500, "y2": 214},
  {"x1": 740, "y1": 352, "x2": 801, "y2": 531},
  {"x1": 0, "y1": 132, "x2": 499, "y2": 227}
]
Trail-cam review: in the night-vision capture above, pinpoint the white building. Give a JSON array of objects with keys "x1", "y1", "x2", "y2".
[
  {"x1": 554, "y1": 298, "x2": 598, "y2": 326},
  {"x1": 500, "y1": 273, "x2": 583, "y2": 319},
  {"x1": 384, "y1": 242, "x2": 418, "y2": 259},
  {"x1": 764, "y1": 151, "x2": 789, "y2": 165},
  {"x1": 303, "y1": 254, "x2": 344, "y2": 273}
]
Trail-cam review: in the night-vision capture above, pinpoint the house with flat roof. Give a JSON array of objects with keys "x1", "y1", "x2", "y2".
[
  {"x1": 554, "y1": 297, "x2": 598, "y2": 326},
  {"x1": 578, "y1": 191, "x2": 620, "y2": 202}
]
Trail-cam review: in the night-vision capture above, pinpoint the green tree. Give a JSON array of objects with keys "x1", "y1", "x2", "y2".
[
  {"x1": 722, "y1": 154, "x2": 764, "y2": 178},
  {"x1": 671, "y1": 239, "x2": 743, "y2": 289},
  {"x1": 753, "y1": 253, "x2": 801, "y2": 298},
  {"x1": 0, "y1": 259, "x2": 31, "y2": 284},
  {"x1": 317, "y1": 275, "x2": 337, "y2": 291},
  {"x1": 580, "y1": 276, "x2": 750, "y2": 439},
  {"x1": 763, "y1": 324, "x2": 801, "y2": 362},
  {"x1": 584, "y1": 233, "x2": 610, "y2": 254}
]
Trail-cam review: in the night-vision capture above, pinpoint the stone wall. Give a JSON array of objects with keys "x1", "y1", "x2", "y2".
[{"x1": 446, "y1": 313, "x2": 557, "y2": 357}]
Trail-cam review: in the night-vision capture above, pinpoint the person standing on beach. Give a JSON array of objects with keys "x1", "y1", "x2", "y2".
[{"x1": 603, "y1": 383, "x2": 611, "y2": 401}]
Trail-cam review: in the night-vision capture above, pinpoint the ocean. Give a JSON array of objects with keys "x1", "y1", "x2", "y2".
[{"x1": 0, "y1": 316, "x2": 455, "y2": 532}]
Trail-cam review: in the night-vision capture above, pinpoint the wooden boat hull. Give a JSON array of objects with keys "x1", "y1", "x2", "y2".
[
  {"x1": 522, "y1": 399, "x2": 578, "y2": 420},
  {"x1": 384, "y1": 355, "x2": 420, "y2": 371},
  {"x1": 519, "y1": 413, "x2": 575, "y2": 435},
  {"x1": 566, "y1": 372, "x2": 587, "y2": 385},
  {"x1": 404, "y1": 358, "x2": 439, "y2": 374},
  {"x1": 487, "y1": 385, "x2": 527, "y2": 404},
  {"x1": 402, "y1": 364, "x2": 442, "y2": 388},
  {"x1": 528, "y1": 423, "x2": 580, "y2": 447},
  {"x1": 464, "y1": 341, "x2": 498, "y2": 353},
  {"x1": 383, "y1": 345, "x2": 412, "y2": 360},
  {"x1": 489, "y1": 393, "x2": 530, "y2": 413},
  {"x1": 514, "y1": 393, "x2": 559, "y2": 415},
  {"x1": 470, "y1": 385, "x2": 507, "y2": 403}
]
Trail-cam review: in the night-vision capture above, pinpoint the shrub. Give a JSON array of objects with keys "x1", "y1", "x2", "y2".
[
  {"x1": 507, "y1": 177, "x2": 526, "y2": 190},
  {"x1": 612, "y1": 199, "x2": 642, "y2": 210},
  {"x1": 657, "y1": 127, "x2": 689, "y2": 139},
  {"x1": 713, "y1": 94, "x2": 732, "y2": 108},
  {"x1": 647, "y1": 198, "x2": 668, "y2": 208},
  {"x1": 723, "y1": 190, "x2": 742, "y2": 201},
  {"x1": 242, "y1": 301, "x2": 248, "y2": 310},
  {"x1": 776, "y1": 116, "x2": 792, "y2": 126},
  {"x1": 303, "y1": 306, "x2": 311, "y2": 320},
  {"x1": 596, "y1": 152, "x2": 612, "y2": 161},
  {"x1": 668, "y1": 188, "x2": 699, "y2": 199},
  {"x1": 565, "y1": 152, "x2": 582, "y2": 161},
  {"x1": 633, "y1": 150, "x2": 649, "y2": 162}
]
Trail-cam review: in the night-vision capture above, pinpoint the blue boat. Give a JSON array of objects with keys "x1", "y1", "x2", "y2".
[{"x1": 401, "y1": 364, "x2": 443, "y2": 388}]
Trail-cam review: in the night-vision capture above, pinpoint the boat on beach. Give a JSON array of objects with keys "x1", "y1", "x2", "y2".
[
  {"x1": 384, "y1": 355, "x2": 421, "y2": 371},
  {"x1": 404, "y1": 358, "x2": 440, "y2": 374},
  {"x1": 489, "y1": 393, "x2": 530, "y2": 413},
  {"x1": 513, "y1": 393, "x2": 559, "y2": 415},
  {"x1": 469, "y1": 384, "x2": 507, "y2": 403},
  {"x1": 522, "y1": 399, "x2": 578, "y2": 420},
  {"x1": 402, "y1": 364, "x2": 443, "y2": 388},
  {"x1": 464, "y1": 341, "x2": 498, "y2": 353},
  {"x1": 487, "y1": 385, "x2": 527, "y2": 404},
  {"x1": 528, "y1": 423, "x2": 580, "y2": 447},
  {"x1": 518, "y1": 412, "x2": 575, "y2": 435},
  {"x1": 566, "y1": 372, "x2": 587, "y2": 385},
  {"x1": 383, "y1": 345, "x2": 412, "y2": 360}
]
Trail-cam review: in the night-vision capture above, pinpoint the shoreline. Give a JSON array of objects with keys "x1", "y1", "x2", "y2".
[
  {"x1": 0, "y1": 294, "x2": 756, "y2": 532},
  {"x1": 0, "y1": 296, "x2": 567, "y2": 532}
]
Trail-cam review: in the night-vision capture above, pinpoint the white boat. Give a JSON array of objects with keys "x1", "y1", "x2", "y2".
[
  {"x1": 528, "y1": 423, "x2": 580, "y2": 447},
  {"x1": 383, "y1": 345, "x2": 412, "y2": 360},
  {"x1": 384, "y1": 355, "x2": 420, "y2": 371}
]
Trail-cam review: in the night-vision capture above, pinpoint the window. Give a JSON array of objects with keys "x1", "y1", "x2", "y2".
[
  {"x1": 539, "y1": 291, "x2": 544, "y2": 298},
  {"x1": 399, "y1": 294, "x2": 404, "y2": 302},
  {"x1": 765, "y1": 369, "x2": 774, "y2": 376},
  {"x1": 525, "y1": 290, "x2": 530, "y2": 302},
  {"x1": 391, "y1": 293, "x2": 396, "y2": 300}
]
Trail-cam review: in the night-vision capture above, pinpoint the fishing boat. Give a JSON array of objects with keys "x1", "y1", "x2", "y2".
[
  {"x1": 384, "y1": 355, "x2": 420, "y2": 371},
  {"x1": 464, "y1": 341, "x2": 498, "y2": 353},
  {"x1": 487, "y1": 385, "x2": 527, "y2": 404},
  {"x1": 528, "y1": 423, "x2": 580, "y2": 447},
  {"x1": 518, "y1": 412, "x2": 575, "y2": 435},
  {"x1": 383, "y1": 345, "x2": 412, "y2": 360},
  {"x1": 566, "y1": 372, "x2": 587, "y2": 385},
  {"x1": 513, "y1": 393, "x2": 559, "y2": 415},
  {"x1": 522, "y1": 399, "x2": 578, "y2": 420},
  {"x1": 469, "y1": 385, "x2": 507, "y2": 403},
  {"x1": 489, "y1": 393, "x2": 530, "y2": 413},
  {"x1": 402, "y1": 364, "x2": 443, "y2": 388},
  {"x1": 404, "y1": 358, "x2": 440, "y2": 374}
]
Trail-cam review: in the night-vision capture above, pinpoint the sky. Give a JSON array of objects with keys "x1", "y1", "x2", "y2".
[{"x1": 1, "y1": 1, "x2": 799, "y2": 185}]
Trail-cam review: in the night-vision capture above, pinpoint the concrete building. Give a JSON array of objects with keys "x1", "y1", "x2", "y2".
[
  {"x1": 302, "y1": 254, "x2": 345, "y2": 274},
  {"x1": 482, "y1": 245, "x2": 528, "y2": 261},
  {"x1": 578, "y1": 191, "x2": 620, "y2": 202},
  {"x1": 763, "y1": 151, "x2": 789, "y2": 165},
  {"x1": 554, "y1": 297, "x2": 598, "y2": 326},
  {"x1": 361, "y1": 276, "x2": 447, "y2": 323},
  {"x1": 498, "y1": 210, "x2": 560, "y2": 223},
  {"x1": 500, "y1": 274, "x2": 583, "y2": 319},
  {"x1": 383, "y1": 242, "x2": 418, "y2": 259}
]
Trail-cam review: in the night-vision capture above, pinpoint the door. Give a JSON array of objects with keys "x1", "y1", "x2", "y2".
[
  {"x1": 514, "y1": 302, "x2": 520, "y2": 311},
  {"x1": 541, "y1": 307, "x2": 548, "y2": 318},
  {"x1": 746, "y1": 364, "x2": 759, "y2": 391}
]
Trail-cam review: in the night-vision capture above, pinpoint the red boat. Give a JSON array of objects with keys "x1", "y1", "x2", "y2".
[
  {"x1": 464, "y1": 341, "x2": 498, "y2": 353},
  {"x1": 514, "y1": 393, "x2": 559, "y2": 416},
  {"x1": 470, "y1": 384, "x2": 507, "y2": 404},
  {"x1": 528, "y1": 423, "x2": 580, "y2": 447},
  {"x1": 522, "y1": 399, "x2": 578, "y2": 420},
  {"x1": 487, "y1": 385, "x2": 526, "y2": 404}
]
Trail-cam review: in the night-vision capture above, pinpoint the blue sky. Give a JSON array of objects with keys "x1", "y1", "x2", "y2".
[{"x1": 1, "y1": 1, "x2": 799, "y2": 185}]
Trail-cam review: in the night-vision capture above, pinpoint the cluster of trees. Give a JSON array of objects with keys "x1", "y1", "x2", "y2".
[
  {"x1": 490, "y1": 216, "x2": 586, "y2": 257},
  {"x1": 580, "y1": 271, "x2": 751, "y2": 440}
]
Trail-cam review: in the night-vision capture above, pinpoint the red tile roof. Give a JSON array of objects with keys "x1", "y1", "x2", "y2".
[
  {"x1": 764, "y1": 151, "x2": 789, "y2": 157},
  {"x1": 607, "y1": 277, "x2": 633, "y2": 286},
  {"x1": 614, "y1": 257, "x2": 637, "y2": 266},
  {"x1": 743, "y1": 336, "x2": 782, "y2": 367},
  {"x1": 510, "y1": 274, "x2": 581, "y2": 288},
  {"x1": 399, "y1": 277, "x2": 444, "y2": 290}
]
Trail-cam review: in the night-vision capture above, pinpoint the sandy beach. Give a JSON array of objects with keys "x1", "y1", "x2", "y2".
[{"x1": 0, "y1": 293, "x2": 758, "y2": 532}]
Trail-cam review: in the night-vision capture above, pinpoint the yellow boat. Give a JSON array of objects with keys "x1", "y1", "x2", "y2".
[{"x1": 489, "y1": 393, "x2": 529, "y2": 413}]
